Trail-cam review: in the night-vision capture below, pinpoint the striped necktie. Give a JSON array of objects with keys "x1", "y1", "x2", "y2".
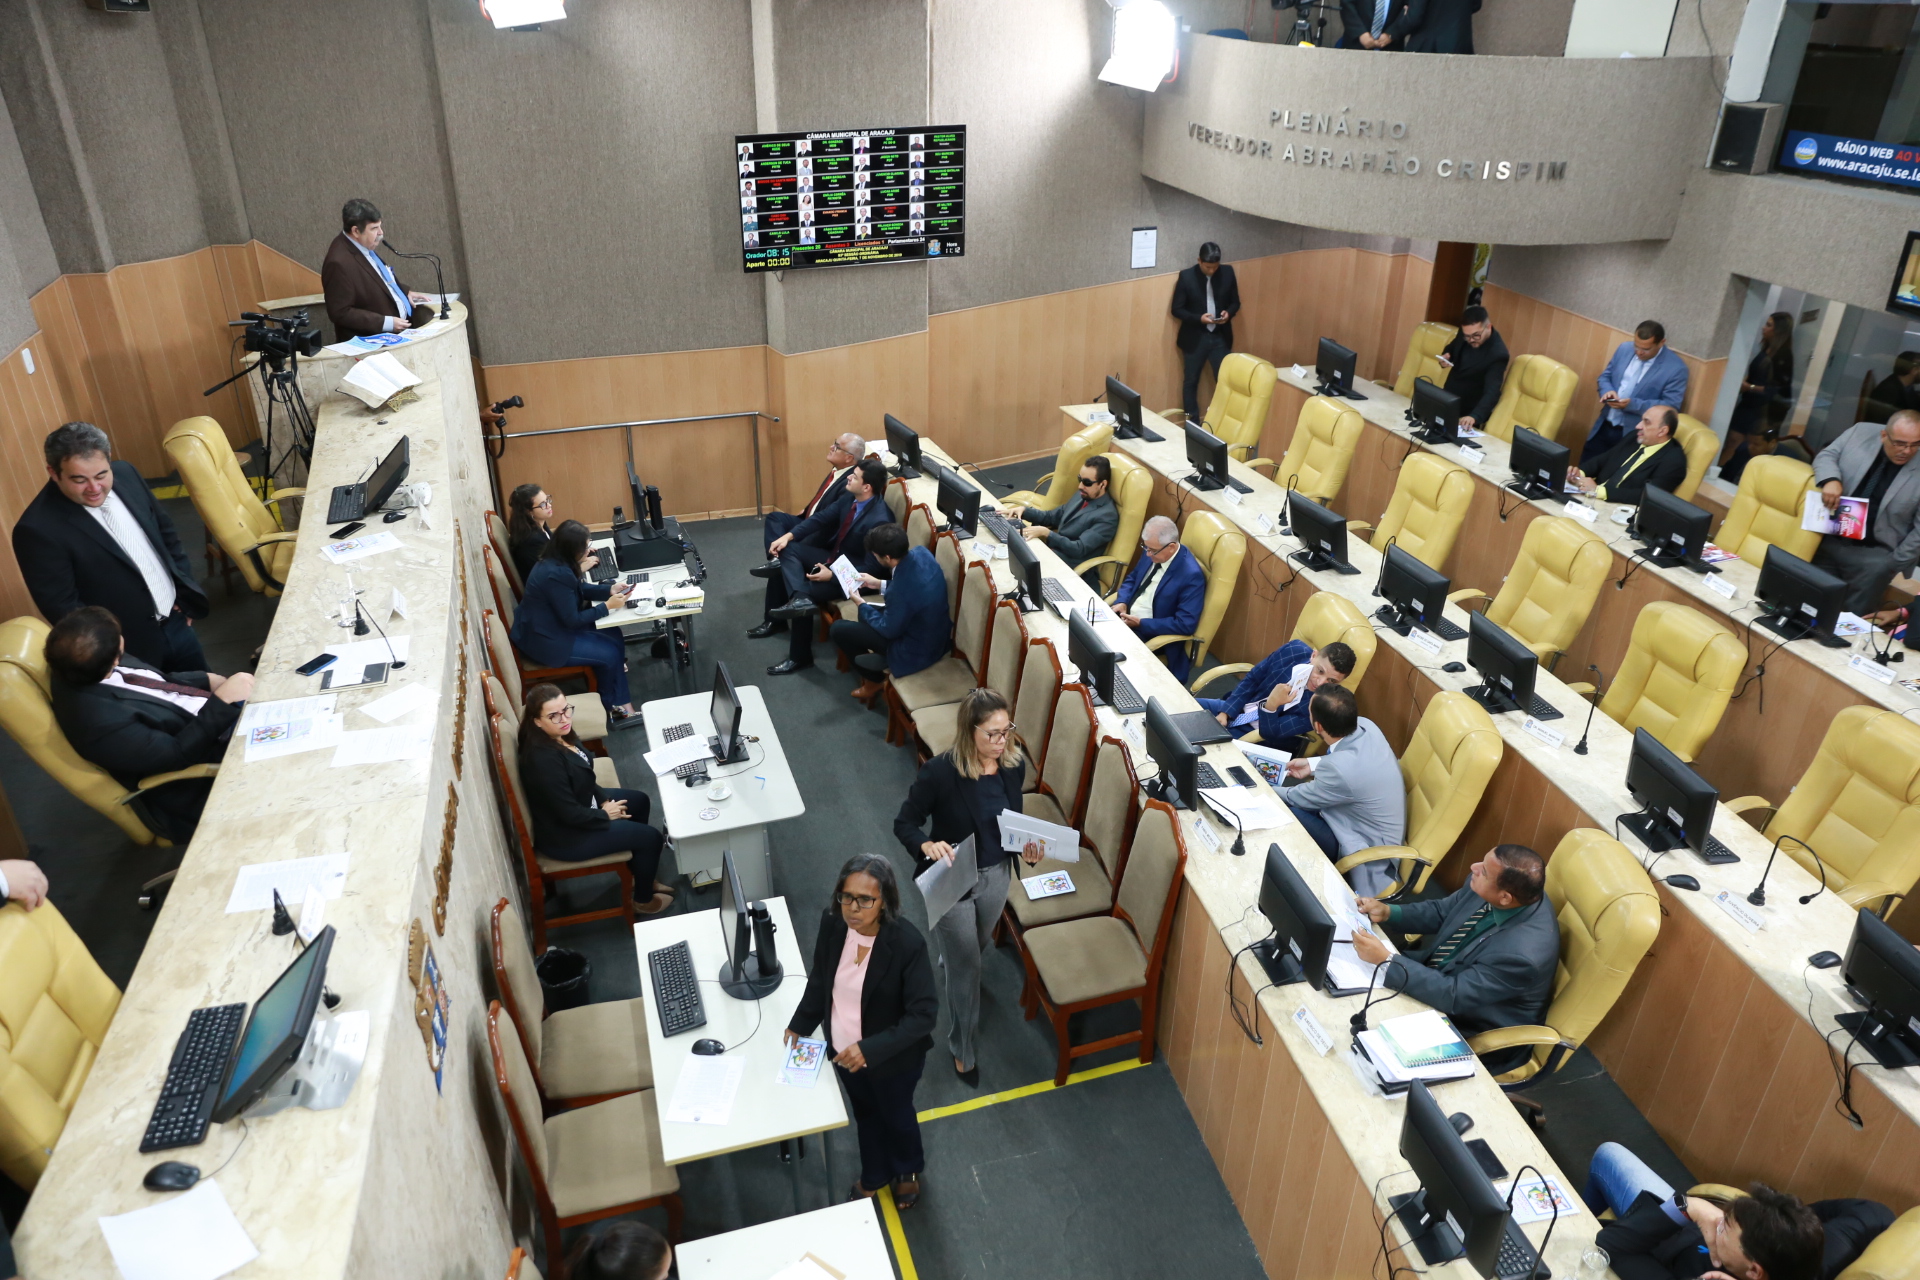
[{"x1": 1429, "y1": 902, "x2": 1492, "y2": 967}]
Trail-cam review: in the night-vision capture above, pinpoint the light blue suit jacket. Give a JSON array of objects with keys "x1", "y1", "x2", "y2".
[
  {"x1": 1278, "y1": 717, "x2": 1405, "y2": 857},
  {"x1": 1590, "y1": 343, "x2": 1689, "y2": 438}
]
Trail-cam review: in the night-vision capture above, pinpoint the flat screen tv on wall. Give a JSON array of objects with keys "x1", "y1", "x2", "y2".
[{"x1": 736, "y1": 126, "x2": 965, "y2": 273}]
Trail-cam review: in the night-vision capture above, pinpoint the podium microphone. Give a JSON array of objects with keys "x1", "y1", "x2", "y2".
[
  {"x1": 1573, "y1": 664, "x2": 1605, "y2": 756},
  {"x1": 1748, "y1": 833, "x2": 1826, "y2": 907},
  {"x1": 378, "y1": 236, "x2": 450, "y2": 320}
]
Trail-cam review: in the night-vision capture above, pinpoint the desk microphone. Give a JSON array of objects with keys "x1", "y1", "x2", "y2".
[
  {"x1": 1748, "y1": 833, "x2": 1826, "y2": 907},
  {"x1": 1278, "y1": 473, "x2": 1299, "y2": 535},
  {"x1": 347, "y1": 574, "x2": 406, "y2": 671},
  {"x1": 1350, "y1": 955, "x2": 1395, "y2": 1037},
  {"x1": 1572, "y1": 664, "x2": 1606, "y2": 756},
  {"x1": 378, "y1": 236, "x2": 450, "y2": 320},
  {"x1": 1369, "y1": 535, "x2": 1397, "y2": 601}
]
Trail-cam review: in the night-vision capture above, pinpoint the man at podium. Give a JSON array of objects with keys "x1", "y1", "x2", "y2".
[{"x1": 321, "y1": 198, "x2": 434, "y2": 341}]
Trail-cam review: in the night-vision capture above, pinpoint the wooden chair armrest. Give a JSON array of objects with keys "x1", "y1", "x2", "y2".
[
  {"x1": 1247, "y1": 457, "x2": 1278, "y2": 473},
  {"x1": 1564, "y1": 682, "x2": 1595, "y2": 697},
  {"x1": 1145, "y1": 633, "x2": 1194, "y2": 653},
  {"x1": 1465, "y1": 1025, "x2": 1566, "y2": 1055},
  {"x1": 1189, "y1": 663, "x2": 1253, "y2": 694},
  {"x1": 125, "y1": 763, "x2": 220, "y2": 802}
]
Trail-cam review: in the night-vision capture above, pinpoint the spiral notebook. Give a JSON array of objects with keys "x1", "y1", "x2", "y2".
[{"x1": 1377, "y1": 1010, "x2": 1472, "y2": 1068}]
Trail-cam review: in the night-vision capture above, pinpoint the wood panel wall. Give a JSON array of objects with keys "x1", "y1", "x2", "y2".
[{"x1": 0, "y1": 335, "x2": 75, "y2": 621}]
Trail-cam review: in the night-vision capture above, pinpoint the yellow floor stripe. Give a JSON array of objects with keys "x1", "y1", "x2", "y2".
[
  {"x1": 150, "y1": 484, "x2": 187, "y2": 499},
  {"x1": 915, "y1": 1055, "x2": 1146, "y2": 1124},
  {"x1": 877, "y1": 1185, "x2": 919, "y2": 1280}
]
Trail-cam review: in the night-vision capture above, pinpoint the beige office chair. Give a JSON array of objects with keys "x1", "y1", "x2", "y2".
[
  {"x1": 887, "y1": 558, "x2": 994, "y2": 757},
  {"x1": 1188, "y1": 591, "x2": 1379, "y2": 741},
  {"x1": 162, "y1": 416, "x2": 303, "y2": 596},
  {"x1": 1011, "y1": 638, "x2": 1063, "y2": 794},
  {"x1": 1137, "y1": 511, "x2": 1245, "y2": 675},
  {"x1": 1071, "y1": 452, "x2": 1154, "y2": 594},
  {"x1": 1671, "y1": 414, "x2": 1718, "y2": 503},
  {"x1": 1726, "y1": 705, "x2": 1920, "y2": 916},
  {"x1": 911, "y1": 600, "x2": 1025, "y2": 758},
  {"x1": 1715, "y1": 455, "x2": 1820, "y2": 568},
  {"x1": 1564, "y1": 602, "x2": 1743, "y2": 763},
  {"x1": 484, "y1": 544, "x2": 521, "y2": 627},
  {"x1": 486, "y1": 510, "x2": 525, "y2": 598},
  {"x1": 1450, "y1": 516, "x2": 1611, "y2": 665},
  {"x1": 1197, "y1": 352, "x2": 1277, "y2": 461},
  {"x1": 884, "y1": 477, "x2": 910, "y2": 525},
  {"x1": 1335, "y1": 691, "x2": 1505, "y2": 897},
  {"x1": 1021, "y1": 682, "x2": 1098, "y2": 833},
  {"x1": 1470, "y1": 829, "x2": 1659, "y2": 1089},
  {"x1": 1008, "y1": 736, "x2": 1139, "y2": 932},
  {"x1": 1005, "y1": 422, "x2": 1115, "y2": 511},
  {"x1": 1350, "y1": 451, "x2": 1475, "y2": 571},
  {"x1": 933, "y1": 530, "x2": 965, "y2": 620},
  {"x1": 1485, "y1": 354, "x2": 1578, "y2": 444},
  {"x1": 1252, "y1": 395, "x2": 1364, "y2": 504},
  {"x1": 906, "y1": 502, "x2": 936, "y2": 550},
  {"x1": 491, "y1": 898, "x2": 650, "y2": 1106},
  {"x1": 1394, "y1": 322, "x2": 1459, "y2": 399},
  {"x1": 483, "y1": 609, "x2": 608, "y2": 745}
]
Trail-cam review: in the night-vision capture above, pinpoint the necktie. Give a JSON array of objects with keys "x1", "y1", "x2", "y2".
[
  {"x1": 369, "y1": 251, "x2": 409, "y2": 314},
  {"x1": 1428, "y1": 902, "x2": 1492, "y2": 968},
  {"x1": 1137, "y1": 561, "x2": 1161, "y2": 594},
  {"x1": 834, "y1": 499, "x2": 861, "y2": 550},
  {"x1": 804, "y1": 469, "x2": 837, "y2": 517},
  {"x1": 118, "y1": 669, "x2": 208, "y2": 699},
  {"x1": 1372, "y1": 0, "x2": 1389, "y2": 35}
]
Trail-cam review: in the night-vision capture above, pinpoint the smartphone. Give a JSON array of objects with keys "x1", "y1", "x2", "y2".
[
  {"x1": 296, "y1": 652, "x2": 338, "y2": 677},
  {"x1": 330, "y1": 521, "x2": 365, "y2": 539},
  {"x1": 1466, "y1": 1138, "x2": 1507, "y2": 1182},
  {"x1": 1227, "y1": 764, "x2": 1256, "y2": 788}
]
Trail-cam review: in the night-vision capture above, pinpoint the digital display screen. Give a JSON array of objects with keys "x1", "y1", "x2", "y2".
[{"x1": 736, "y1": 125, "x2": 966, "y2": 273}]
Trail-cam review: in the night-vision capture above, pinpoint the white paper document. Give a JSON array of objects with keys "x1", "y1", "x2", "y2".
[
  {"x1": 239, "y1": 695, "x2": 343, "y2": 762},
  {"x1": 99, "y1": 1177, "x2": 259, "y2": 1280},
  {"x1": 667, "y1": 1051, "x2": 746, "y2": 1125},
  {"x1": 827, "y1": 554, "x2": 865, "y2": 599},
  {"x1": 331, "y1": 723, "x2": 433, "y2": 767},
  {"x1": 1198, "y1": 787, "x2": 1289, "y2": 832},
  {"x1": 1496, "y1": 1173, "x2": 1579, "y2": 1225},
  {"x1": 914, "y1": 834, "x2": 977, "y2": 927},
  {"x1": 323, "y1": 635, "x2": 411, "y2": 670},
  {"x1": 1324, "y1": 940, "x2": 1382, "y2": 993},
  {"x1": 1321, "y1": 863, "x2": 1375, "y2": 937},
  {"x1": 1021, "y1": 869, "x2": 1076, "y2": 900},
  {"x1": 1130, "y1": 225, "x2": 1157, "y2": 269},
  {"x1": 321, "y1": 532, "x2": 401, "y2": 564},
  {"x1": 225, "y1": 853, "x2": 349, "y2": 914},
  {"x1": 998, "y1": 809, "x2": 1078, "y2": 862},
  {"x1": 338, "y1": 352, "x2": 423, "y2": 409},
  {"x1": 645, "y1": 733, "x2": 715, "y2": 776},
  {"x1": 358, "y1": 683, "x2": 437, "y2": 724}
]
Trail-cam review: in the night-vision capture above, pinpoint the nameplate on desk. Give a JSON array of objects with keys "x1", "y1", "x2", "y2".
[
  {"x1": 1193, "y1": 820, "x2": 1222, "y2": 852},
  {"x1": 1222, "y1": 486, "x2": 1244, "y2": 507},
  {"x1": 1521, "y1": 717, "x2": 1565, "y2": 748},
  {"x1": 1713, "y1": 889, "x2": 1765, "y2": 933},
  {"x1": 1292, "y1": 1006, "x2": 1334, "y2": 1057},
  {"x1": 1122, "y1": 718, "x2": 1145, "y2": 749},
  {"x1": 1565, "y1": 502, "x2": 1598, "y2": 525},
  {"x1": 1705, "y1": 573, "x2": 1738, "y2": 601},
  {"x1": 1848, "y1": 654, "x2": 1898, "y2": 685},
  {"x1": 1455, "y1": 444, "x2": 1483, "y2": 467},
  {"x1": 1408, "y1": 629, "x2": 1443, "y2": 656},
  {"x1": 1254, "y1": 512, "x2": 1277, "y2": 537}
]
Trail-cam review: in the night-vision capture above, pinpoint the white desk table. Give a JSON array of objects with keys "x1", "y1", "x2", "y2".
[
  {"x1": 676, "y1": 1199, "x2": 895, "y2": 1280},
  {"x1": 588, "y1": 534, "x2": 704, "y2": 666}
]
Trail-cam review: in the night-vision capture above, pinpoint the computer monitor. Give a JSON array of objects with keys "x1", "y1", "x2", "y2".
[
  {"x1": 709, "y1": 660, "x2": 748, "y2": 764},
  {"x1": 1006, "y1": 529, "x2": 1044, "y2": 609},
  {"x1": 934, "y1": 466, "x2": 980, "y2": 537},
  {"x1": 1249, "y1": 843, "x2": 1335, "y2": 990},
  {"x1": 1287, "y1": 492, "x2": 1360, "y2": 575},
  {"x1": 884, "y1": 414, "x2": 922, "y2": 480},
  {"x1": 1507, "y1": 427, "x2": 1570, "y2": 503},
  {"x1": 625, "y1": 458, "x2": 664, "y2": 539},
  {"x1": 1377, "y1": 543, "x2": 1451, "y2": 636},
  {"x1": 1631, "y1": 486, "x2": 1713, "y2": 573},
  {"x1": 1067, "y1": 608, "x2": 1121, "y2": 706},
  {"x1": 365, "y1": 436, "x2": 411, "y2": 513},
  {"x1": 1755, "y1": 544, "x2": 1848, "y2": 648},
  {"x1": 1464, "y1": 611, "x2": 1555, "y2": 720},
  {"x1": 210, "y1": 926, "x2": 336, "y2": 1123},
  {"x1": 1390, "y1": 1081, "x2": 1531, "y2": 1278},
  {"x1": 1619, "y1": 727, "x2": 1725, "y2": 860},
  {"x1": 716, "y1": 849, "x2": 782, "y2": 999},
  {"x1": 1107, "y1": 376, "x2": 1162, "y2": 442},
  {"x1": 1315, "y1": 337, "x2": 1364, "y2": 400},
  {"x1": 1184, "y1": 421, "x2": 1233, "y2": 491},
  {"x1": 1409, "y1": 377, "x2": 1461, "y2": 443},
  {"x1": 1838, "y1": 907, "x2": 1920, "y2": 1069},
  {"x1": 1143, "y1": 697, "x2": 1200, "y2": 810}
]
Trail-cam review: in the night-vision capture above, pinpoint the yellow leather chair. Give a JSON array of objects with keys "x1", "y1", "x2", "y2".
[
  {"x1": 1072, "y1": 452, "x2": 1154, "y2": 594},
  {"x1": 1470, "y1": 828, "x2": 1659, "y2": 1086},
  {"x1": 1336, "y1": 692, "x2": 1504, "y2": 896},
  {"x1": 1452, "y1": 516, "x2": 1612, "y2": 665},
  {"x1": 1565, "y1": 602, "x2": 1744, "y2": 763},
  {"x1": 1188, "y1": 588, "x2": 1379, "y2": 744},
  {"x1": 1353, "y1": 451, "x2": 1475, "y2": 571},
  {"x1": 1726, "y1": 705, "x2": 1920, "y2": 916},
  {"x1": 1672, "y1": 414, "x2": 1718, "y2": 503},
  {"x1": 1197, "y1": 352, "x2": 1277, "y2": 461},
  {"x1": 1139, "y1": 511, "x2": 1244, "y2": 674},
  {"x1": 0, "y1": 900, "x2": 121, "y2": 1188},
  {"x1": 1839, "y1": 1206, "x2": 1920, "y2": 1280},
  {"x1": 0, "y1": 617, "x2": 218, "y2": 848},
  {"x1": 1715, "y1": 454, "x2": 1820, "y2": 568},
  {"x1": 1485, "y1": 354, "x2": 1578, "y2": 444},
  {"x1": 1394, "y1": 321, "x2": 1459, "y2": 399},
  {"x1": 1253, "y1": 395, "x2": 1364, "y2": 504},
  {"x1": 162, "y1": 416, "x2": 304, "y2": 595},
  {"x1": 1006, "y1": 422, "x2": 1115, "y2": 511}
]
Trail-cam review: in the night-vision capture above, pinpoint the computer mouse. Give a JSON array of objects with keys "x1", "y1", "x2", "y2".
[
  {"x1": 1809, "y1": 950, "x2": 1843, "y2": 970},
  {"x1": 143, "y1": 1161, "x2": 200, "y2": 1192},
  {"x1": 1664, "y1": 874, "x2": 1701, "y2": 892},
  {"x1": 691, "y1": 1038, "x2": 727, "y2": 1056},
  {"x1": 1448, "y1": 1112, "x2": 1474, "y2": 1136},
  {"x1": 1441, "y1": 661, "x2": 1467, "y2": 674},
  {"x1": 382, "y1": 509, "x2": 407, "y2": 523}
]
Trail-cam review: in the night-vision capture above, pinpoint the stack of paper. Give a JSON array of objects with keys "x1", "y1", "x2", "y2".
[
  {"x1": 1198, "y1": 787, "x2": 1289, "y2": 832},
  {"x1": 1238, "y1": 741, "x2": 1292, "y2": 789},
  {"x1": 338, "y1": 352, "x2": 423, "y2": 409},
  {"x1": 644, "y1": 733, "x2": 713, "y2": 776},
  {"x1": 240, "y1": 696, "x2": 343, "y2": 762},
  {"x1": 667, "y1": 1051, "x2": 745, "y2": 1125},
  {"x1": 998, "y1": 810, "x2": 1078, "y2": 861},
  {"x1": 1355, "y1": 1029, "x2": 1476, "y2": 1089},
  {"x1": 914, "y1": 835, "x2": 977, "y2": 926}
]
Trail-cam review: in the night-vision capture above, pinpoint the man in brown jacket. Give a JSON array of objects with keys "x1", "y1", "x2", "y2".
[{"x1": 320, "y1": 198, "x2": 434, "y2": 341}]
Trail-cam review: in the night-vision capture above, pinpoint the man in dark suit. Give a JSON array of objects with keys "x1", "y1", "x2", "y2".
[
  {"x1": 1339, "y1": 0, "x2": 1398, "y2": 47},
  {"x1": 1437, "y1": 305, "x2": 1509, "y2": 433},
  {"x1": 13, "y1": 422, "x2": 210, "y2": 671},
  {"x1": 1570, "y1": 405, "x2": 1688, "y2": 506},
  {"x1": 1171, "y1": 242, "x2": 1241, "y2": 424},
  {"x1": 760, "y1": 431, "x2": 863, "y2": 558},
  {"x1": 320, "y1": 198, "x2": 434, "y2": 342},
  {"x1": 1351, "y1": 843, "x2": 1559, "y2": 1074},
  {"x1": 1385, "y1": 0, "x2": 1479, "y2": 52},
  {"x1": 46, "y1": 607, "x2": 252, "y2": 843},
  {"x1": 1113, "y1": 515, "x2": 1208, "y2": 682},
  {"x1": 758, "y1": 458, "x2": 895, "y2": 674},
  {"x1": 1009, "y1": 454, "x2": 1120, "y2": 583}
]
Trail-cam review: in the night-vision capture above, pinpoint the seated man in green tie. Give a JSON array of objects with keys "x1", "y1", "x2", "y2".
[
  {"x1": 1568, "y1": 404, "x2": 1688, "y2": 506},
  {"x1": 1350, "y1": 844, "x2": 1559, "y2": 1074}
]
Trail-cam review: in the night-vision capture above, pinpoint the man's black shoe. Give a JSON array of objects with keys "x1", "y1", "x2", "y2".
[
  {"x1": 749, "y1": 560, "x2": 782, "y2": 579},
  {"x1": 746, "y1": 619, "x2": 787, "y2": 638},
  {"x1": 767, "y1": 658, "x2": 813, "y2": 676},
  {"x1": 769, "y1": 595, "x2": 819, "y2": 622}
]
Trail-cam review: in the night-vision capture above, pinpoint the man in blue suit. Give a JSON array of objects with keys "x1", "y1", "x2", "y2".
[
  {"x1": 1195, "y1": 639, "x2": 1356, "y2": 753},
  {"x1": 1584, "y1": 320, "x2": 1689, "y2": 466},
  {"x1": 832, "y1": 523, "x2": 949, "y2": 703},
  {"x1": 760, "y1": 457, "x2": 893, "y2": 674},
  {"x1": 1113, "y1": 515, "x2": 1207, "y2": 682}
]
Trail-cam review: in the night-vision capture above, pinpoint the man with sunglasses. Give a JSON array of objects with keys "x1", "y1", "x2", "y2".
[{"x1": 1005, "y1": 455, "x2": 1119, "y2": 585}]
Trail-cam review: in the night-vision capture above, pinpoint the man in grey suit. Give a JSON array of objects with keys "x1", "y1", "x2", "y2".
[
  {"x1": 1810, "y1": 412, "x2": 1920, "y2": 613},
  {"x1": 1351, "y1": 844, "x2": 1559, "y2": 1075},
  {"x1": 1009, "y1": 455, "x2": 1119, "y2": 585},
  {"x1": 1278, "y1": 686, "x2": 1406, "y2": 894}
]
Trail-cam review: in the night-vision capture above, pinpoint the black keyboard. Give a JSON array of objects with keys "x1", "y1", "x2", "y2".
[
  {"x1": 1494, "y1": 1218, "x2": 1548, "y2": 1280},
  {"x1": 660, "y1": 722, "x2": 711, "y2": 780},
  {"x1": 1086, "y1": 666, "x2": 1146, "y2": 716},
  {"x1": 1041, "y1": 578, "x2": 1074, "y2": 604},
  {"x1": 1699, "y1": 834, "x2": 1740, "y2": 865},
  {"x1": 588, "y1": 557, "x2": 617, "y2": 584},
  {"x1": 1428, "y1": 616, "x2": 1468, "y2": 641},
  {"x1": 1523, "y1": 692, "x2": 1563, "y2": 721},
  {"x1": 1195, "y1": 761, "x2": 1226, "y2": 791},
  {"x1": 1225, "y1": 475, "x2": 1252, "y2": 494},
  {"x1": 325, "y1": 484, "x2": 365, "y2": 524},
  {"x1": 979, "y1": 511, "x2": 1024, "y2": 543},
  {"x1": 140, "y1": 1003, "x2": 246, "y2": 1152},
  {"x1": 648, "y1": 941, "x2": 707, "y2": 1038}
]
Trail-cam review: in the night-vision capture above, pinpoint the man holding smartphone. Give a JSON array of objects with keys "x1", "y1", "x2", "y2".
[{"x1": 1436, "y1": 305, "x2": 1509, "y2": 435}]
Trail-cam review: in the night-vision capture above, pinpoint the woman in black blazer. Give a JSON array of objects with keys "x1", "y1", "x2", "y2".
[
  {"x1": 506, "y1": 482, "x2": 554, "y2": 584},
  {"x1": 893, "y1": 688, "x2": 1042, "y2": 1086},
  {"x1": 517, "y1": 684, "x2": 672, "y2": 912},
  {"x1": 786, "y1": 853, "x2": 937, "y2": 1208}
]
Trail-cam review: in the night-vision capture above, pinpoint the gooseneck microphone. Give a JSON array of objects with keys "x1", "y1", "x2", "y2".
[
  {"x1": 1748, "y1": 833, "x2": 1826, "y2": 907},
  {"x1": 378, "y1": 235, "x2": 450, "y2": 320},
  {"x1": 1573, "y1": 664, "x2": 1606, "y2": 756}
]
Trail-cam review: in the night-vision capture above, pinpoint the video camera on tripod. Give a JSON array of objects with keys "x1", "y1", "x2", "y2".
[
  {"x1": 206, "y1": 309, "x2": 324, "y2": 480},
  {"x1": 233, "y1": 310, "x2": 323, "y2": 368}
]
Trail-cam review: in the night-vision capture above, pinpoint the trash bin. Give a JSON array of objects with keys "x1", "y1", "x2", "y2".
[{"x1": 536, "y1": 947, "x2": 591, "y2": 1011}]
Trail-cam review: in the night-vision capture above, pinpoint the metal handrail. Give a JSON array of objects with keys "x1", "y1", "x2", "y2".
[{"x1": 499, "y1": 410, "x2": 780, "y2": 515}]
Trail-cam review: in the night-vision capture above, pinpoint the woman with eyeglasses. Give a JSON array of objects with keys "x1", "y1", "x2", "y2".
[
  {"x1": 510, "y1": 519, "x2": 641, "y2": 725},
  {"x1": 517, "y1": 684, "x2": 673, "y2": 913},
  {"x1": 785, "y1": 853, "x2": 936, "y2": 1208},
  {"x1": 506, "y1": 483, "x2": 554, "y2": 583},
  {"x1": 892, "y1": 688, "x2": 1042, "y2": 1086}
]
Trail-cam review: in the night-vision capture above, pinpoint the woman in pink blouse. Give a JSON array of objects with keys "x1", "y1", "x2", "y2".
[{"x1": 785, "y1": 853, "x2": 938, "y2": 1208}]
